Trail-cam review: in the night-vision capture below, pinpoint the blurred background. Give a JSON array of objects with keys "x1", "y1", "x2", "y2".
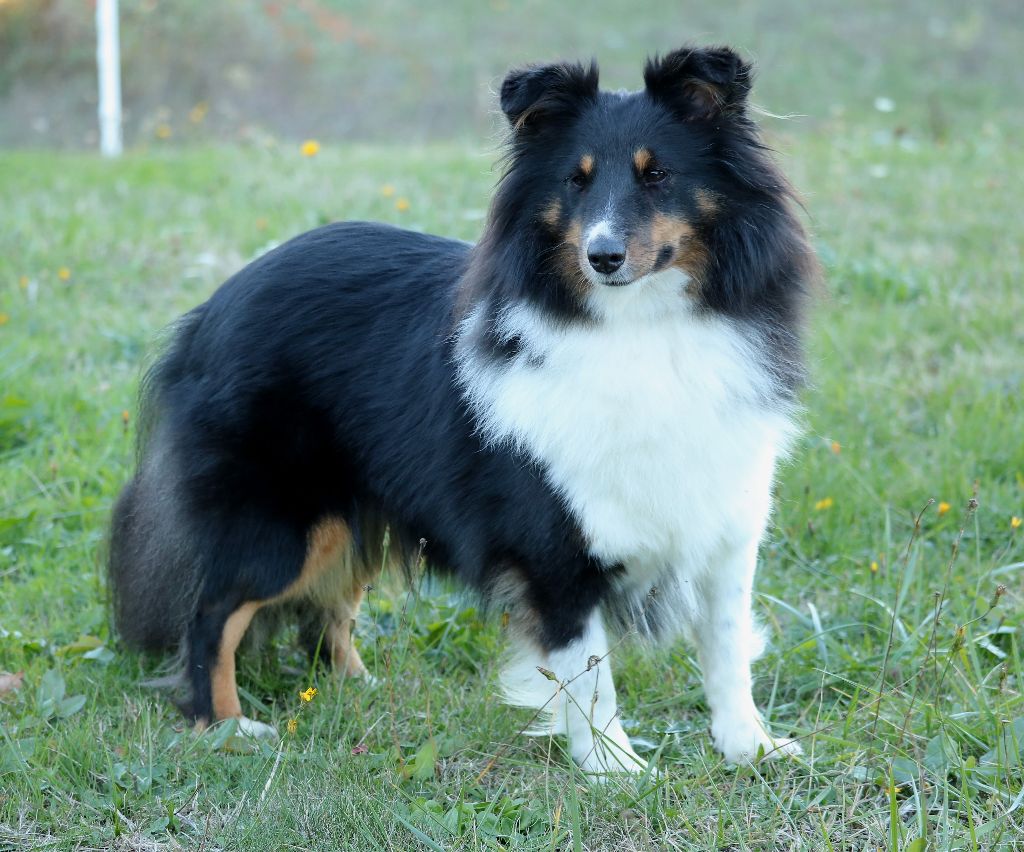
[{"x1": 2, "y1": 0, "x2": 1021, "y2": 149}]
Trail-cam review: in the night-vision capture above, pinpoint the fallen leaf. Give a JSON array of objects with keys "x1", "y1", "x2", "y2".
[
  {"x1": 58, "y1": 635, "x2": 104, "y2": 656},
  {"x1": 0, "y1": 671, "x2": 25, "y2": 697}
]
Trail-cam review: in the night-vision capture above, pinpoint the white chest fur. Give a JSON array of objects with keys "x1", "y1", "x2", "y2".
[{"x1": 456, "y1": 270, "x2": 796, "y2": 580}]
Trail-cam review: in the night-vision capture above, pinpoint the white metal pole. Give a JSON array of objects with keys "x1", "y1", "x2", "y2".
[{"x1": 96, "y1": 0, "x2": 123, "y2": 157}]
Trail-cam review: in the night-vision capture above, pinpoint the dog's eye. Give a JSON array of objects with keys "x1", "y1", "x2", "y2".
[
  {"x1": 568, "y1": 171, "x2": 588, "y2": 189},
  {"x1": 643, "y1": 168, "x2": 669, "y2": 187}
]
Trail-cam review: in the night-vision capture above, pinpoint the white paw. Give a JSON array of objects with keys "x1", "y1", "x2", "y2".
[
  {"x1": 236, "y1": 716, "x2": 280, "y2": 741},
  {"x1": 572, "y1": 727, "x2": 651, "y2": 779},
  {"x1": 578, "y1": 747, "x2": 648, "y2": 778},
  {"x1": 712, "y1": 717, "x2": 801, "y2": 764}
]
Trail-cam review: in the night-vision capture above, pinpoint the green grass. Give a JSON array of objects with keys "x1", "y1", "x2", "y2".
[{"x1": 2, "y1": 115, "x2": 1023, "y2": 848}]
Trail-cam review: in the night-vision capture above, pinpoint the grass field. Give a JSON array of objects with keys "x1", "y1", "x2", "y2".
[{"x1": 2, "y1": 75, "x2": 1024, "y2": 851}]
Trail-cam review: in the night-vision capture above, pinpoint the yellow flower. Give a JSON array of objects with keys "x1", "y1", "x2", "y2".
[
  {"x1": 830, "y1": 441, "x2": 841, "y2": 455},
  {"x1": 255, "y1": 217, "x2": 268, "y2": 231},
  {"x1": 19, "y1": 275, "x2": 29, "y2": 289},
  {"x1": 155, "y1": 123, "x2": 172, "y2": 139},
  {"x1": 395, "y1": 197, "x2": 410, "y2": 212},
  {"x1": 0, "y1": 312, "x2": 8, "y2": 326},
  {"x1": 1012, "y1": 516, "x2": 1022, "y2": 530},
  {"x1": 380, "y1": 184, "x2": 396, "y2": 198},
  {"x1": 937, "y1": 501, "x2": 951, "y2": 517},
  {"x1": 814, "y1": 497, "x2": 834, "y2": 511},
  {"x1": 287, "y1": 718, "x2": 298, "y2": 735},
  {"x1": 300, "y1": 686, "x2": 317, "y2": 702},
  {"x1": 300, "y1": 139, "x2": 321, "y2": 157},
  {"x1": 870, "y1": 561, "x2": 879, "y2": 573},
  {"x1": 58, "y1": 267, "x2": 71, "y2": 281},
  {"x1": 189, "y1": 101, "x2": 209, "y2": 124}
]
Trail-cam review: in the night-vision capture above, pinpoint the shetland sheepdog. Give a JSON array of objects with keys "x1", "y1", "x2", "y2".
[{"x1": 109, "y1": 45, "x2": 817, "y2": 775}]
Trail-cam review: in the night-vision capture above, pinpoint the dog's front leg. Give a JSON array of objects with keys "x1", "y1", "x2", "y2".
[
  {"x1": 500, "y1": 609, "x2": 646, "y2": 777},
  {"x1": 695, "y1": 537, "x2": 801, "y2": 763}
]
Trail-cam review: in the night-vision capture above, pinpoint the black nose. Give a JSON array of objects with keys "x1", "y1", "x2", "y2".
[{"x1": 587, "y1": 235, "x2": 626, "y2": 274}]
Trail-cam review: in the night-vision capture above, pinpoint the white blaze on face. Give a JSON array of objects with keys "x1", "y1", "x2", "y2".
[{"x1": 584, "y1": 218, "x2": 616, "y2": 248}]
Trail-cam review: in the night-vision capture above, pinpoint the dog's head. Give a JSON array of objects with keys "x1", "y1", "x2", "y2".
[{"x1": 484, "y1": 46, "x2": 812, "y2": 320}]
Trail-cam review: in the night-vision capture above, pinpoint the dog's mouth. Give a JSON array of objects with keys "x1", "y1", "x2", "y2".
[{"x1": 589, "y1": 270, "x2": 635, "y2": 287}]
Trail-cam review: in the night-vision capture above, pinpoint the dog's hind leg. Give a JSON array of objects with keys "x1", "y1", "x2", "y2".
[
  {"x1": 187, "y1": 515, "x2": 376, "y2": 737},
  {"x1": 186, "y1": 594, "x2": 278, "y2": 740},
  {"x1": 299, "y1": 520, "x2": 379, "y2": 679},
  {"x1": 299, "y1": 599, "x2": 371, "y2": 678},
  {"x1": 210, "y1": 601, "x2": 278, "y2": 738},
  {"x1": 211, "y1": 602, "x2": 259, "y2": 719},
  {"x1": 184, "y1": 512, "x2": 315, "y2": 738},
  {"x1": 325, "y1": 589, "x2": 370, "y2": 677}
]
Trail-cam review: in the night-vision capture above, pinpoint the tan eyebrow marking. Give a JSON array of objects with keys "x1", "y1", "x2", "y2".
[
  {"x1": 633, "y1": 147, "x2": 653, "y2": 172},
  {"x1": 579, "y1": 154, "x2": 594, "y2": 176}
]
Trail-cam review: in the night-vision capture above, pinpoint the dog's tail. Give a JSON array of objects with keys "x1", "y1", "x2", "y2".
[{"x1": 107, "y1": 307, "x2": 206, "y2": 652}]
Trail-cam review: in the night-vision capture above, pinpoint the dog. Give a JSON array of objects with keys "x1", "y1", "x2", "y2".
[{"x1": 108, "y1": 45, "x2": 817, "y2": 775}]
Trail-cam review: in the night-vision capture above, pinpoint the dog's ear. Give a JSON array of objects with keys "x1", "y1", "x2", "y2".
[
  {"x1": 500, "y1": 61, "x2": 599, "y2": 132},
  {"x1": 644, "y1": 46, "x2": 752, "y2": 120}
]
